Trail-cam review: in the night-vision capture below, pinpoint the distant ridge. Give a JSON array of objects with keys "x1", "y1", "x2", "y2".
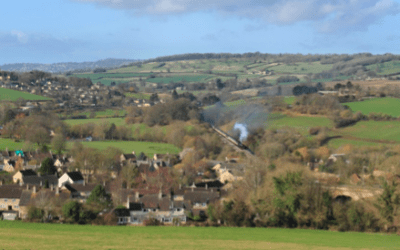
[{"x1": 0, "y1": 58, "x2": 139, "y2": 73}]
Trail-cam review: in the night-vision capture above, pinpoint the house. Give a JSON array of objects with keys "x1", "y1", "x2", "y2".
[
  {"x1": 13, "y1": 170, "x2": 37, "y2": 184},
  {"x1": 58, "y1": 171, "x2": 84, "y2": 188},
  {"x1": 62, "y1": 182, "x2": 98, "y2": 203},
  {"x1": 120, "y1": 190, "x2": 187, "y2": 225},
  {"x1": 0, "y1": 184, "x2": 25, "y2": 219},
  {"x1": 3, "y1": 159, "x2": 16, "y2": 172},
  {"x1": 21, "y1": 174, "x2": 58, "y2": 187},
  {"x1": 183, "y1": 186, "x2": 221, "y2": 217},
  {"x1": 18, "y1": 185, "x2": 71, "y2": 220},
  {"x1": 120, "y1": 152, "x2": 136, "y2": 164}
]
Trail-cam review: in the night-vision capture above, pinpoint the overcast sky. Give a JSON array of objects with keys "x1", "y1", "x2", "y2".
[{"x1": 1, "y1": 0, "x2": 400, "y2": 64}]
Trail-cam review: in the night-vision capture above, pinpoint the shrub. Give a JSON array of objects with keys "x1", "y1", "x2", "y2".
[
  {"x1": 27, "y1": 206, "x2": 44, "y2": 221},
  {"x1": 143, "y1": 217, "x2": 162, "y2": 226}
]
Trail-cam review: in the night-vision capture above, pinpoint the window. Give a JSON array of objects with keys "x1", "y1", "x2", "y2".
[
  {"x1": 176, "y1": 208, "x2": 181, "y2": 212},
  {"x1": 202, "y1": 203, "x2": 207, "y2": 207},
  {"x1": 12, "y1": 199, "x2": 16, "y2": 202},
  {"x1": 4, "y1": 199, "x2": 7, "y2": 202},
  {"x1": 14, "y1": 206, "x2": 19, "y2": 209}
]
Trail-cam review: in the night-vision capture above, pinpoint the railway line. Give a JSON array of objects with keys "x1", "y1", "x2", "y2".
[{"x1": 211, "y1": 125, "x2": 254, "y2": 156}]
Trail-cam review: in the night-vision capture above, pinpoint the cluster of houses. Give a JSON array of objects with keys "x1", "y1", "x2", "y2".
[
  {"x1": 0, "y1": 149, "x2": 245, "y2": 224},
  {"x1": 0, "y1": 78, "x2": 158, "y2": 111},
  {"x1": 0, "y1": 170, "x2": 89, "y2": 220}
]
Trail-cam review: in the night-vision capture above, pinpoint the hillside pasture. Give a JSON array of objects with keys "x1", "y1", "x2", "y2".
[
  {"x1": 0, "y1": 138, "x2": 26, "y2": 151},
  {"x1": 0, "y1": 88, "x2": 51, "y2": 101},
  {"x1": 146, "y1": 74, "x2": 212, "y2": 84},
  {"x1": 125, "y1": 93, "x2": 151, "y2": 100},
  {"x1": 0, "y1": 221, "x2": 399, "y2": 250},
  {"x1": 68, "y1": 140, "x2": 180, "y2": 155},
  {"x1": 327, "y1": 138, "x2": 385, "y2": 148},
  {"x1": 366, "y1": 60, "x2": 400, "y2": 75},
  {"x1": 64, "y1": 118, "x2": 126, "y2": 126},
  {"x1": 268, "y1": 113, "x2": 333, "y2": 134},
  {"x1": 268, "y1": 62, "x2": 333, "y2": 74},
  {"x1": 338, "y1": 120, "x2": 400, "y2": 143},
  {"x1": 344, "y1": 97, "x2": 400, "y2": 117}
]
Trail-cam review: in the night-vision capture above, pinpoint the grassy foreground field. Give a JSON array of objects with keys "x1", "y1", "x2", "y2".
[{"x1": 0, "y1": 221, "x2": 399, "y2": 250}]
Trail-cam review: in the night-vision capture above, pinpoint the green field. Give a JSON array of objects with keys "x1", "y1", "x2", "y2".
[
  {"x1": 0, "y1": 221, "x2": 399, "y2": 250},
  {"x1": 268, "y1": 113, "x2": 333, "y2": 134},
  {"x1": 68, "y1": 140, "x2": 180, "y2": 155},
  {"x1": 366, "y1": 60, "x2": 400, "y2": 75},
  {"x1": 125, "y1": 93, "x2": 151, "y2": 100},
  {"x1": 0, "y1": 138, "x2": 26, "y2": 151},
  {"x1": 268, "y1": 62, "x2": 333, "y2": 74},
  {"x1": 0, "y1": 88, "x2": 51, "y2": 101},
  {"x1": 284, "y1": 96, "x2": 296, "y2": 105},
  {"x1": 146, "y1": 75, "x2": 212, "y2": 84},
  {"x1": 327, "y1": 138, "x2": 385, "y2": 148},
  {"x1": 345, "y1": 98, "x2": 400, "y2": 117},
  {"x1": 339, "y1": 120, "x2": 400, "y2": 142},
  {"x1": 64, "y1": 118, "x2": 126, "y2": 126}
]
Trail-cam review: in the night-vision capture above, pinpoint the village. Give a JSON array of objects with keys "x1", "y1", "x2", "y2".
[{"x1": 0, "y1": 147, "x2": 247, "y2": 225}]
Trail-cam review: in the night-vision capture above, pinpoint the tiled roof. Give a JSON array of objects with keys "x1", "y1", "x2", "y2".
[
  {"x1": 139, "y1": 194, "x2": 171, "y2": 211},
  {"x1": 19, "y1": 170, "x2": 37, "y2": 177},
  {"x1": 184, "y1": 190, "x2": 220, "y2": 204},
  {"x1": 66, "y1": 171, "x2": 84, "y2": 181},
  {"x1": 0, "y1": 186, "x2": 24, "y2": 199},
  {"x1": 23, "y1": 175, "x2": 58, "y2": 186},
  {"x1": 64, "y1": 183, "x2": 98, "y2": 193}
]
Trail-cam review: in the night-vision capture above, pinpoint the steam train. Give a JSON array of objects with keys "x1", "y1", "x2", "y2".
[{"x1": 211, "y1": 125, "x2": 252, "y2": 153}]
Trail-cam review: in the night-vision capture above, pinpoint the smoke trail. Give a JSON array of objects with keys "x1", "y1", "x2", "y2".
[{"x1": 233, "y1": 123, "x2": 248, "y2": 142}]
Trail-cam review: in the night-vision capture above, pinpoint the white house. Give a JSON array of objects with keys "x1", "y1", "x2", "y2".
[{"x1": 58, "y1": 171, "x2": 84, "y2": 188}]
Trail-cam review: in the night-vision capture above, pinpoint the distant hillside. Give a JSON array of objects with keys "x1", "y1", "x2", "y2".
[{"x1": 0, "y1": 58, "x2": 138, "y2": 73}]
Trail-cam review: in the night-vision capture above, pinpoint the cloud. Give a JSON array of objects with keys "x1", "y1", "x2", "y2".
[
  {"x1": 73, "y1": 0, "x2": 400, "y2": 33},
  {"x1": 0, "y1": 31, "x2": 86, "y2": 54}
]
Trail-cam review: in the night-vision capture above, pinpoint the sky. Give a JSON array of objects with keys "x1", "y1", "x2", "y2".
[{"x1": 1, "y1": 0, "x2": 400, "y2": 64}]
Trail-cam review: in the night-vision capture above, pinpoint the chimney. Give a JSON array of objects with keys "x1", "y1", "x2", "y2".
[
  {"x1": 83, "y1": 180, "x2": 85, "y2": 186},
  {"x1": 135, "y1": 191, "x2": 139, "y2": 201},
  {"x1": 50, "y1": 184, "x2": 54, "y2": 191},
  {"x1": 26, "y1": 184, "x2": 29, "y2": 190},
  {"x1": 38, "y1": 172, "x2": 41, "y2": 177},
  {"x1": 40, "y1": 181, "x2": 43, "y2": 187},
  {"x1": 132, "y1": 151, "x2": 135, "y2": 155},
  {"x1": 158, "y1": 189, "x2": 162, "y2": 199},
  {"x1": 179, "y1": 184, "x2": 182, "y2": 190},
  {"x1": 126, "y1": 196, "x2": 130, "y2": 209},
  {"x1": 103, "y1": 180, "x2": 106, "y2": 187},
  {"x1": 205, "y1": 184, "x2": 208, "y2": 190},
  {"x1": 211, "y1": 188, "x2": 213, "y2": 193},
  {"x1": 55, "y1": 186, "x2": 59, "y2": 194},
  {"x1": 33, "y1": 186, "x2": 36, "y2": 194}
]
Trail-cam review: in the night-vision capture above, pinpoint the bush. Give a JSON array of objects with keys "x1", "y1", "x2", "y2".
[
  {"x1": 143, "y1": 217, "x2": 163, "y2": 226},
  {"x1": 62, "y1": 201, "x2": 81, "y2": 223},
  {"x1": 27, "y1": 206, "x2": 44, "y2": 221},
  {"x1": 309, "y1": 127, "x2": 320, "y2": 135}
]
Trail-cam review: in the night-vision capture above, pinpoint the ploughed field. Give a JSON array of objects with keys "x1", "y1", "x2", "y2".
[{"x1": 0, "y1": 221, "x2": 399, "y2": 250}]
